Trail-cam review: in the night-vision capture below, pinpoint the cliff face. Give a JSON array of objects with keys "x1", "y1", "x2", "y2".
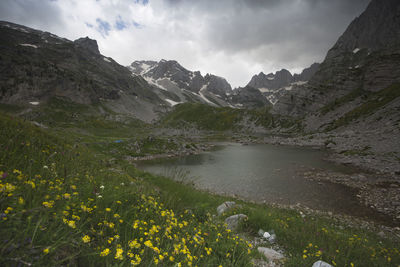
[
  {"x1": 273, "y1": 0, "x2": 400, "y2": 119},
  {"x1": 0, "y1": 21, "x2": 166, "y2": 121}
]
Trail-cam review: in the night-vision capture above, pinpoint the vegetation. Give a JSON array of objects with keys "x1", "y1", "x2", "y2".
[
  {"x1": 160, "y1": 102, "x2": 301, "y2": 132},
  {"x1": 0, "y1": 111, "x2": 399, "y2": 266},
  {"x1": 0, "y1": 112, "x2": 254, "y2": 266},
  {"x1": 319, "y1": 88, "x2": 367, "y2": 115},
  {"x1": 326, "y1": 83, "x2": 400, "y2": 131}
]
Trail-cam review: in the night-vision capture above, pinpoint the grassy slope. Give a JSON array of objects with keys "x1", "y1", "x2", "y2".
[
  {"x1": 160, "y1": 102, "x2": 301, "y2": 132},
  {"x1": 323, "y1": 83, "x2": 400, "y2": 131},
  {"x1": 0, "y1": 109, "x2": 399, "y2": 266}
]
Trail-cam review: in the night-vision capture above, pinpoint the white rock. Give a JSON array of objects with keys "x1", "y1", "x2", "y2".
[
  {"x1": 257, "y1": 247, "x2": 284, "y2": 261},
  {"x1": 263, "y1": 232, "x2": 271, "y2": 239},
  {"x1": 217, "y1": 201, "x2": 236, "y2": 215},
  {"x1": 312, "y1": 260, "x2": 333, "y2": 267}
]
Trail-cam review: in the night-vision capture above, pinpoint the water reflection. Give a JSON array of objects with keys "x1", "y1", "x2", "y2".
[{"x1": 137, "y1": 143, "x2": 391, "y2": 224}]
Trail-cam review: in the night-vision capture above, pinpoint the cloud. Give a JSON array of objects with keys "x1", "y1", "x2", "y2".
[{"x1": 0, "y1": 0, "x2": 370, "y2": 87}]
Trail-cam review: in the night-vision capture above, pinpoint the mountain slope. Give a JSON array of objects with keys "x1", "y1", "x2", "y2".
[
  {"x1": 273, "y1": 0, "x2": 400, "y2": 119},
  {"x1": 246, "y1": 64, "x2": 319, "y2": 104},
  {"x1": 0, "y1": 21, "x2": 168, "y2": 122},
  {"x1": 128, "y1": 59, "x2": 237, "y2": 107}
]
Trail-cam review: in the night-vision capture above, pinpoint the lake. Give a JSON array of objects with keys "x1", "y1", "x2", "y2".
[{"x1": 137, "y1": 143, "x2": 390, "y2": 223}]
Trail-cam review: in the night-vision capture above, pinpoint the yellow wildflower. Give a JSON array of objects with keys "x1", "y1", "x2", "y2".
[
  {"x1": 115, "y1": 248, "x2": 124, "y2": 260},
  {"x1": 43, "y1": 247, "x2": 50, "y2": 254},
  {"x1": 68, "y1": 220, "x2": 76, "y2": 229},
  {"x1": 100, "y1": 248, "x2": 110, "y2": 257},
  {"x1": 82, "y1": 235, "x2": 91, "y2": 243}
]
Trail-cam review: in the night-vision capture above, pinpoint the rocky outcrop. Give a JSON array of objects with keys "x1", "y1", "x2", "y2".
[
  {"x1": 273, "y1": 0, "x2": 400, "y2": 124},
  {"x1": 230, "y1": 86, "x2": 272, "y2": 109},
  {"x1": 293, "y1": 63, "x2": 320, "y2": 82},
  {"x1": 203, "y1": 74, "x2": 232, "y2": 97},
  {"x1": 74, "y1": 37, "x2": 100, "y2": 55},
  {"x1": 247, "y1": 69, "x2": 293, "y2": 91}
]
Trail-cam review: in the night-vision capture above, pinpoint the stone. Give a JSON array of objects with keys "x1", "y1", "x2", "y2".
[
  {"x1": 312, "y1": 260, "x2": 333, "y2": 267},
  {"x1": 257, "y1": 247, "x2": 284, "y2": 261},
  {"x1": 225, "y1": 214, "x2": 247, "y2": 230},
  {"x1": 217, "y1": 201, "x2": 236, "y2": 216},
  {"x1": 258, "y1": 229, "x2": 265, "y2": 237}
]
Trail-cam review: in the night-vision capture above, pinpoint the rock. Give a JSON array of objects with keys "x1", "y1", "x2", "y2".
[
  {"x1": 377, "y1": 231, "x2": 385, "y2": 238},
  {"x1": 225, "y1": 214, "x2": 247, "y2": 230},
  {"x1": 74, "y1": 37, "x2": 100, "y2": 55},
  {"x1": 257, "y1": 247, "x2": 284, "y2": 261},
  {"x1": 217, "y1": 201, "x2": 236, "y2": 215},
  {"x1": 312, "y1": 260, "x2": 333, "y2": 267},
  {"x1": 263, "y1": 232, "x2": 271, "y2": 239},
  {"x1": 258, "y1": 229, "x2": 265, "y2": 237}
]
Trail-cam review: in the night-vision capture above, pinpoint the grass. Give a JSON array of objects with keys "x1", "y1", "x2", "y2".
[
  {"x1": 0, "y1": 112, "x2": 254, "y2": 266},
  {"x1": 319, "y1": 88, "x2": 367, "y2": 115},
  {"x1": 326, "y1": 83, "x2": 400, "y2": 131},
  {"x1": 0, "y1": 110, "x2": 399, "y2": 266},
  {"x1": 160, "y1": 102, "x2": 301, "y2": 133}
]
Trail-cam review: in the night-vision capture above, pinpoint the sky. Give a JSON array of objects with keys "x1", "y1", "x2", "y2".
[{"x1": 0, "y1": 0, "x2": 370, "y2": 88}]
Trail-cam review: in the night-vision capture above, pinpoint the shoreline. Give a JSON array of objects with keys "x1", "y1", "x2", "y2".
[{"x1": 131, "y1": 134, "x2": 400, "y2": 227}]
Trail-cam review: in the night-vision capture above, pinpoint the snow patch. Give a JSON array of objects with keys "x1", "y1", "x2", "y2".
[
  {"x1": 258, "y1": 87, "x2": 274, "y2": 93},
  {"x1": 354, "y1": 65, "x2": 360, "y2": 69},
  {"x1": 29, "y1": 101, "x2": 39, "y2": 105},
  {"x1": 353, "y1": 48, "x2": 360, "y2": 54},
  {"x1": 198, "y1": 84, "x2": 214, "y2": 104},
  {"x1": 103, "y1": 57, "x2": 111, "y2": 63},
  {"x1": 165, "y1": 99, "x2": 181, "y2": 106},
  {"x1": 5, "y1": 24, "x2": 29, "y2": 33},
  {"x1": 139, "y1": 63, "x2": 153, "y2": 74},
  {"x1": 266, "y1": 96, "x2": 278, "y2": 105},
  {"x1": 144, "y1": 77, "x2": 168, "y2": 91},
  {"x1": 267, "y1": 77, "x2": 275, "y2": 80},
  {"x1": 291, "y1": 81, "x2": 308, "y2": 86},
  {"x1": 20, "y1": 43, "x2": 38, "y2": 48}
]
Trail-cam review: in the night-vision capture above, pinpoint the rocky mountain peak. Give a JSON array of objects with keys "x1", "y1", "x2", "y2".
[
  {"x1": 247, "y1": 68, "x2": 293, "y2": 91},
  {"x1": 74, "y1": 37, "x2": 100, "y2": 55},
  {"x1": 203, "y1": 74, "x2": 232, "y2": 96},
  {"x1": 308, "y1": 0, "x2": 400, "y2": 93},
  {"x1": 293, "y1": 63, "x2": 320, "y2": 82},
  {"x1": 328, "y1": 0, "x2": 400, "y2": 58}
]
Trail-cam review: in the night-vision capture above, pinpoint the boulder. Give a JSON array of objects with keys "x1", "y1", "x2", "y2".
[
  {"x1": 312, "y1": 260, "x2": 333, "y2": 267},
  {"x1": 225, "y1": 214, "x2": 247, "y2": 230},
  {"x1": 217, "y1": 201, "x2": 236, "y2": 215},
  {"x1": 257, "y1": 247, "x2": 284, "y2": 261}
]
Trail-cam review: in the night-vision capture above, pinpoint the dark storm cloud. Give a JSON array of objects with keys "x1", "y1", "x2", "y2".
[
  {"x1": 0, "y1": 0, "x2": 371, "y2": 86},
  {"x1": 165, "y1": 0, "x2": 370, "y2": 64}
]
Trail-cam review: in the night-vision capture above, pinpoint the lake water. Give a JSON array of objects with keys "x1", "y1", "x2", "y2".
[{"x1": 137, "y1": 143, "x2": 391, "y2": 223}]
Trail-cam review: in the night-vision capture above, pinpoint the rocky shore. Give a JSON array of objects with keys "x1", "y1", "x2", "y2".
[{"x1": 262, "y1": 133, "x2": 400, "y2": 226}]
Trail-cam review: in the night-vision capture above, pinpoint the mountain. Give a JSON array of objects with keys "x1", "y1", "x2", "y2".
[
  {"x1": 270, "y1": 0, "x2": 400, "y2": 171},
  {"x1": 273, "y1": 0, "x2": 400, "y2": 121},
  {"x1": 0, "y1": 21, "x2": 168, "y2": 122},
  {"x1": 293, "y1": 63, "x2": 320, "y2": 82},
  {"x1": 229, "y1": 86, "x2": 272, "y2": 109},
  {"x1": 247, "y1": 69, "x2": 293, "y2": 91},
  {"x1": 246, "y1": 64, "x2": 319, "y2": 104},
  {"x1": 128, "y1": 59, "x2": 241, "y2": 107}
]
